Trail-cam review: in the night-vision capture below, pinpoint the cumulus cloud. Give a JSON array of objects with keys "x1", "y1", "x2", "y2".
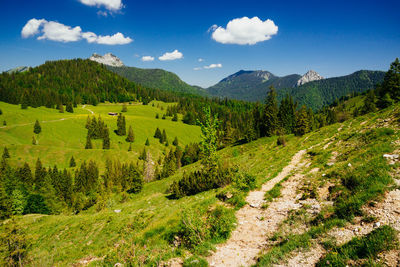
[
  {"x1": 21, "y1": 18, "x2": 47, "y2": 38},
  {"x1": 204, "y1": 63, "x2": 222, "y2": 69},
  {"x1": 141, "y1": 56, "x2": 154, "y2": 62},
  {"x1": 194, "y1": 63, "x2": 222, "y2": 70},
  {"x1": 21, "y1": 18, "x2": 133, "y2": 45},
  {"x1": 159, "y1": 50, "x2": 183, "y2": 61},
  {"x1": 211, "y1": 16, "x2": 278, "y2": 45},
  {"x1": 79, "y1": 0, "x2": 123, "y2": 11}
]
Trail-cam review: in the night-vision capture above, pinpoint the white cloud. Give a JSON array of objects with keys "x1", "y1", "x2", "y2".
[
  {"x1": 21, "y1": 18, "x2": 133, "y2": 45},
  {"x1": 141, "y1": 56, "x2": 154, "y2": 62},
  {"x1": 38, "y1": 21, "x2": 82, "y2": 42},
  {"x1": 97, "y1": 10, "x2": 108, "y2": 17},
  {"x1": 198, "y1": 58, "x2": 204, "y2": 62},
  {"x1": 79, "y1": 0, "x2": 123, "y2": 11},
  {"x1": 204, "y1": 63, "x2": 222, "y2": 69},
  {"x1": 159, "y1": 49, "x2": 183, "y2": 61},
  {"x1": 94, "y1": 32, "x2": 133, "y2": 45},
  {"x1": 21, "y1": 18, "x2": 47, "y2": 38},
  {"x1": 211, "y1": 16, "x2": 278, "y2": 45},
  {"x1": 194, "y1": 63, "x2": 222, "y2": 70}
]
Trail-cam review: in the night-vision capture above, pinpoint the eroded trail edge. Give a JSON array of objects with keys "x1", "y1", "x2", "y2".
[{"x1": 207, "y1": 149, "x2": 307, "y2": 267}]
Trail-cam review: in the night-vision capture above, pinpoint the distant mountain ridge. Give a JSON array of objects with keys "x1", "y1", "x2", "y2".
[
  {"x1": 207, "y1": 70, "x2": 303, "y2": 101},
  {"x1": 107, "y1": 65, "x2": 207, "y2": 96}
]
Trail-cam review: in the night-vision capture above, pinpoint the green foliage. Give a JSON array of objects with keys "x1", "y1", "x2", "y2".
[
  {"x1": 277, "y1": 136, "x2": 286, "y2": 146},
  {"x1": 172, "y1": 113, "x2": 178, "y2": 121},
  {"x1": 32, "y1": 135, "x2": 37, "y2": 145},
  {"x1": 116, "y1": 113, "x2": 126, "y2": 136},
  {"x1": 33, "y1": 119, "x2": 41, "y2": 134},
  {"x1": 11, "y1": 189, "x2": 26, "y2": 215},
  {"x1": 0, "y1": 109, "x2": 2, "y2": 115},
  {"x1": 121, "y1": 104, "x2": 128, "y2": 112},
  {"x1": 262, "y1": 86, "x2": 279, "y2": 137},
  {"x1": 69, "y1": 156, "x2": 76, "y2": 168},
  {"x1": 198, "y1": 106, "x2": 219, "y2": 170},
  {"x1": 145, "y1": 138, "x2": 150, "y2": 146},
  {"x1": 85, "y1": 135, "x2": 92, "y2": 149},
  {"x1": 362, "y1": 90, "x2": 377, "y2": 114},
  {"x1": 379, "y1": 58, "x2": 400, "y2": 101},
  {"x1": 294, "y1": 105, "x2": 310, "y2": 136},
  {"x1": 66, "y1": 102, "x2": 74, "y2": 113},
  {"x1": 24, "y1": 194, "x2": 50, "y2": 214},
  {"x1": 173, "y1": 136, "x2": 179, "y2": 146},
  {"x1": 0, "y1": 219, "x2": 30, "y2": 266},
  {"x1": 317, "y1": 226, "x2": 398, "y2": 266},
  {"x1": 126, "y1": 125, "x2": 135, "y2": 143},
  {"x1": 2, "y1": 147, "x2": 10, "y2": 159},
  {"x1": 183, "y1": 256, "x2": 208, "y2": 267}
]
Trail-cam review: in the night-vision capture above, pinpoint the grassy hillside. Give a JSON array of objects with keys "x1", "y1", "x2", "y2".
[
  {"x1": 107, "y1": 66, "x2": 207, "y2": 96},
  {"x1": 3, "y1": 99, "x2": 398, "y2": 266},
  {"x1": 0, "y1": 101, "x2": 201, "y2": 169}
]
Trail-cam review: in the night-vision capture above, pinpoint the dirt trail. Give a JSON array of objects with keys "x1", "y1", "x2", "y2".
[
  {"x1": 207, "y1": 150, "x2": 307, "y2": 267},
  {"x1": 82, "y1": 105, "x2": 94, "y2": 114}
]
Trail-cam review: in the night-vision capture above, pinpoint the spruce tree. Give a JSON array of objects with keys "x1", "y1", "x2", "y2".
[
  {"x1": 66, "y1": 102, "x2": 74, "y2": 113},
  {"x1": 69, "y1": 156, "x2": 76, "y2": 167},
  {"x1": 2, "y1": 147, "x2": 10, "y2": 159},
  {"x1": 154, "y1": 128, "x2": 162, "y2": 139},
  {"x1": 278, "y1": 94, "x2": 296, "y2": 134},
  {"x1": 34, "y1": 119, "x2": 41, "y2": 134},
  {"x1": 155, "y1": 113, "x2": 159, "y2": 119},
  {"x1": 145, "y1": 138, "x2": 150, "y2": 146},
  {"x1": 85, "y1": 134, "x2": 93, "y2": 149},
  {"x1": 362, "y1": 90, "x2": 377, "y2": 114},
  {"x1": 162, "y1": 129, "x2": 167, "y2": 144},
  {"x1": 172, "y1": 137, "x2": 179, "y2": 146},
  {"x1": 263, "y1": 86, "x2": 279, "y2": 137},
  {"x1": 380, "y1": 58, "x2": 400, "y2": 101},
  {"x1": 34, "y1": 158, "x2": 47, "y2": 188},
  {"x1": 85, "y1": 116, "x2": 91, "y2": 129},
  {"x1": 116, "y1": 113, "x2": 126, "y2": 136},
  {"x1": 102, "y1": 126, "x2": 110, "y2": 149},
  {"x1": 294, "y1": 105, "x2": 310, "y2": 136},
  {"x1": 126, "y1": 125, "x2": 135, "y2": 143},
  {"x1": 139, "y1": 148, "x2": 147, "y2": 161},
  {"x1": 199, "y1": 106, "x2": 219, "y2": 171}
]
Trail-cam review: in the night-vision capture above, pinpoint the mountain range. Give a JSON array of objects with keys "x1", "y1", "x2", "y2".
[{"x1": 3, "y1": 53, "x2": 386, "y2": 110}]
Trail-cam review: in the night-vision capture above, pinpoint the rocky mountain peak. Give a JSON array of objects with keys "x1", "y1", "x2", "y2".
[
  {"x1": 89, "y1": 53, "x2": 124, "y2": 67},
  {"x1": 296, "y1": 70, "x2": 323, "y2": 86}
]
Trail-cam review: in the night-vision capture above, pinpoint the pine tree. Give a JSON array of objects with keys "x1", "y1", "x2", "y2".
[
  {"x1": 33, "y1": 119, "x2": 41, "y2": 134},
  {"x1": 102, "y1": 126, "x2": 110, "y2": 149},
  {"x1": 380, "y1": 58, "x2": 400, "y2": 101},
  {"x1": 2, "y1": 147, "x2": 10, "y2": 159},
  {"x1": 85, "y1": 134, "x2": 93, "y2": 149},
  {"x1": 126, "y1": 125, "x2": 135, "y2": 143},
  {"x1": 172, "y1": 137, "x2": 179, "y2": 146},
  {"x1": 162, "y1": 129, "x2": 167, "y2": 144},
  {"x1": 172, "y1": 113, "x2": 178, "y2": 121},
  {"x1": 20, "y1": 93, "x2": 29, "y2": 109},
  {"x1": 377, "y1": 93, "x2": 394, "y2": 109},
  {"x1": 162, "y1": 114, "x2": 166, "y2": 120},
  {"x1": 85, "y1": 116, "x2": 91, "y2": 129},
  {"x1": 69, "y1": 156, "x2": 76, "y2": 167},
  {"x1": 34, "y1": 158, "x2": 47, "y2": 188},
  {"x1": 145, "y1": 138, "x2": 150, "y2": 146},
  {"x1": 66, "y1": 102, "x2": 74, "y2": 113},
  {"x1": 116, "y1": 113, "x2": 126, "y2": 136},
  {"x1": 139, "y1": 148, "x2": 147, "y2": 161},
  {"x1": 294, "y1": 105, "x2": 310, "y2": 136},
  {"x1": 262, "y1": 86, "x2": 279, "y2": 137},
  {"x1": 362, "y1": 90, "x2": 377, "y2": 114},
  {"x1": 154, "y1": 128, "x2": 162, "y2": 139},
  {"x1": 278, "y1": 94, "x2": 296, "y2": 134}
]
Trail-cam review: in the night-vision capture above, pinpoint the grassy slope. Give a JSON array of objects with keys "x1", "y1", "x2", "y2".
[
  {"x1": 0, "y1": 101, "x2": 201, "y2": 170},
  {"x1": 2, "y1": 101, "x2": 399, "y2": 266}
]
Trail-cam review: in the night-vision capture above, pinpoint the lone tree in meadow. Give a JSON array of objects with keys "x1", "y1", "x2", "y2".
[
  {"x1": 2, "y1": 147, "x2": 10, "y2": 159},
  {"x1": 126, "y1": 126, "x2": 135, "y2": 143},
  {"x1": 145, "y1": 138, "x2": 150, "y2": 146},
  {"x1": 69, "y1": 156, "x2": 76, "y2": 167},
  {"x1": 85, "y1": 134, "x2": 93, "y2": 149},
  {"x1": 66, "y1": 102, "x2": 74, "y2": 113},
  {"x1": 116, "y1": 113, "x2": 126, "y2": 136},
  {"x1": 33, "y1": 120, "x2": 41, "y2": 134}
]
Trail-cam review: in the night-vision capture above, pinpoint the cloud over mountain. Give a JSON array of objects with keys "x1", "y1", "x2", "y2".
[
  {"x1": 21, "y1": 18, "x2": 132, "y2": 45},
  {"x1": 159, "y1": 50, "x2": 183, "y2": 61},
  {"x1": 211, "y1": 16, "x2": 278, "y2": 45}
]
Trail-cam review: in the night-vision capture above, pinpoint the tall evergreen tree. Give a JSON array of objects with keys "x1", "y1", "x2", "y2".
[
  {"x1": 116, "y1": 113, "x2": 126, "y2": 136},
  {"x1": 199, "y1": 106, "x2": 219, "y2": 171},
  {"x1": 262, "y1": 86, "x2": 279, "y2": 137},
  {"x1": 102, "y1": 126, "x2": 110, "y2": 149},
  {"x1": 380, "y1": 58, "x2": 400, "y2": 101},
  {"x1": 2, "y1": 147, "x2": 10, "y2": 159},
  {"x1": 145, "y1": 138, "x2": 150, "y2": 146},
  {"x1": 294, "y1": 105, "x2": 310, "y2": 136},
  {"x1": 161, "y1": 129, "x2": 167, "y2": 144},
  {"x1": 172, "y1": 137, "x2": 179, "y2": 146},
  {"x1": 66, "y1": 102, "x2": 74, "y2": 113},
  {"x1": 154, "y1": 128, "x2": 162, "y2": 139},
  {"x1": 69, "y1": 156, "x2": 76, "y2": 167},
  {"x1": 33, "y1": 119, "x2": 41, "y2": 134},
  {"x1": 125, "y1": 125, "x2": 135, "y2": 143},
  {"x1": 362, "y1": 90, "x2": 377, "y2": 114},
  {"x1": 278, "y1": 94, "x2": 296, "y2": 134},
  {"x1": 34, "y1": 158, "x2": 47, "y2": 188},
  {"x1": 85, "y1": 134, "x2": 93, "y2": 149}
]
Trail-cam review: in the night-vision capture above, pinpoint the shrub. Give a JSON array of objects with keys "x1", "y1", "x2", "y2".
[{"x1": 277, "y1": 136, "x2": 286, "y2": 146}]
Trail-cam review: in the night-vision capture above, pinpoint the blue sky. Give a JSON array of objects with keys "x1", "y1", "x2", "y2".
[{"x1": 0, "y1": 0, "x2": 399, "y2": 87}]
